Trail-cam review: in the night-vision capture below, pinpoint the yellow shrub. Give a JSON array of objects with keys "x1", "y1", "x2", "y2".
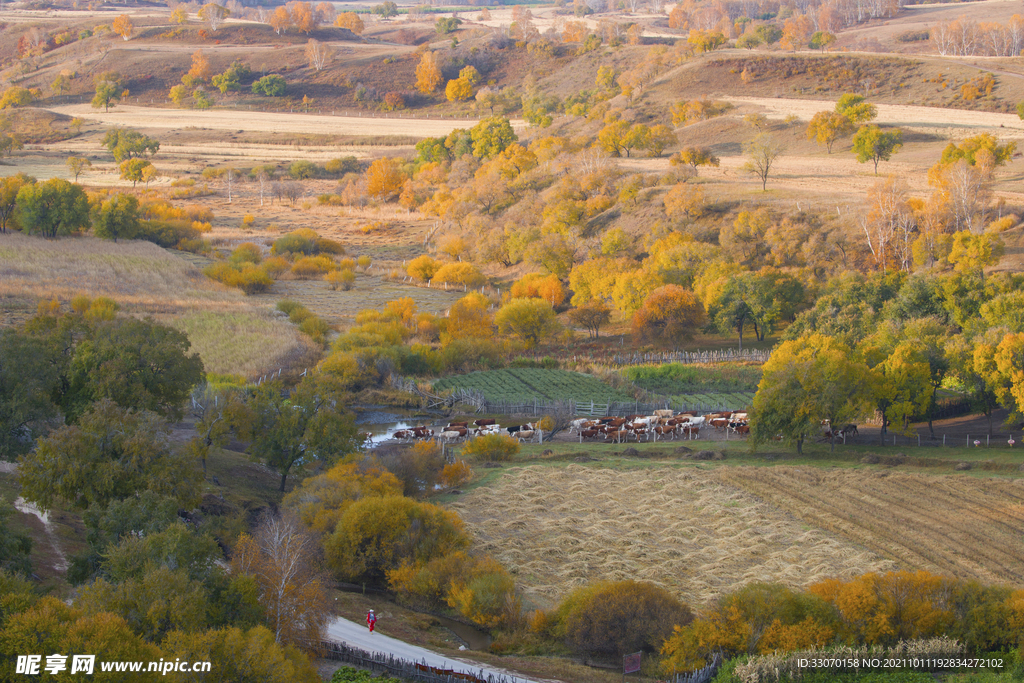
[
  {"x1": 325, "y1": 268, "x2": 356, "y2": 291},
  {"x1": 291, "y1": 255, "x2": 337, "y2": 279},
  {"x1": 440, "y1": 460, "x2": 472, "y2": 489},
  {"x1": 261, "y1": 256, "x2": 291, "y2": 277},
  {"x1": 431, "y1": 262, "x2": 485, "y2": 288},
  {"x1": 407, "y1": 254, "x2": 439, "y2": 281}
]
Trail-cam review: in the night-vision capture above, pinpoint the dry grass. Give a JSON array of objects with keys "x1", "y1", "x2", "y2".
[
  {"x1": 716, "y1": 466, "x2": 1024, "y2": 587},
  {"x1": 450, "y1": 464, "x2": 896, "y2": 610},
  {"x1": 0, "y1": 233, "x2": 315, "y2": 379},
  {"x1": 171, "y1": 310, "x2": 320, "y2": 379}
]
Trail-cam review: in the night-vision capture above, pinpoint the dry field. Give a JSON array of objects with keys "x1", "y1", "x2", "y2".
[
  {"x1": 716, "y1": 466, "x2": 1024, "y2": 587},
  {"x1": 450, "y1": 464, "x2": 897, "y2": 609},
  {"x1": 0, "y1": 233, "x2": 314, "y2": 378}
]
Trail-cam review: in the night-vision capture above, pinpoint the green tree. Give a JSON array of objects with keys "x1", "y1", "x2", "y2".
[
  {"x1": 18, "y1": 400, "x2": 203, "y2": 511},
  {"x1": 252, "y1": 75, "x2": 287, "y2": 97},
  {"x1": 495, "y1": 298, "x2": 561, "y2": 347},
  {"x1": 236, "y1": 376, "x2": 359, "y2": 491},
  {"x1": 64, "y1": 316, "x2": 205, "y2": 423},
  {"x1": 852, "y1": 125, "x2": 903, "y2": 174},
  {"x1": 91, "y1": 72, "x2": 123, "y2": 112},
  {"x1": 0, "y1": 327, "x2": 59, "y2": 459},
  {"x1": 435, "y1": 16, "x2": 462, "y2": 34},
  {"x1": 860, "y1": 336, "x2": 933, "y2": 442},
  {"x1": 211, "y1": 60, "x2": 252, "y2": 93},
  {"x1": 809, "y1": 31, "x2": 836, "y2": 51},
  {"x1": 938, "y1": 132, "x2": 1016, "y2": 168},
  {"x1": 15, "y1": 178, "x2": 90, "y2": 238},
  {"x1": 755, "y1": 24, "x2": 782, "y2": 44},
  {"x1": 806, "y1": 110, "x2": 854, "y2": 153},
  {"x1": 750, "y1": 334, "x2": 874, "y2": 453},
  {"x1": 470, "y1": 117, "x2": 517, "y2": 159},
  {"x1": 197, "y1": 2, "x2": 230, "y2": 30},
  {"x1": 102, "y1": 128, "x2": 160, "y2": 163},
  {"x1": 120, "y1": 159, "x2": 153, "y2": 187},
  {"x1": 743, "y1": 133, "x2": 784, "y2": 191},
  {"x1": 93, "y1": 193, "x2": 140, "y2": 242},
  {"x1": 372, "y1": 1, "x2": 398, "y2": 20}
]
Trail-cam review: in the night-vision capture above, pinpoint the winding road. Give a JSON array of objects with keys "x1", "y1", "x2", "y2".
[{"x1": 326, "y1": 616, "x2": 544, "y2": 683}]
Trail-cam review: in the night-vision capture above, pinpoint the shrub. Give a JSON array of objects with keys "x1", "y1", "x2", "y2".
[
  {"x1": 289, "y1": 160, "x2": 319, "y2": 179},
  {"x1": 407, "y1": 255, "x2": 440, "y2": 281},
  {"x1": 238, "y1": 266, "x2": 272, "y2": 294},
  {"x1": 261, "y1": 256, "x2": 291, "y2": 277},
  {"x1": 252, "y1": 74, "x2": 287, "y2": 97},
  {"x1": 277, "y1": 300, "x2": 303, "y2": 316},
  {"x1": 299, "y1": 316, "x2": 331, "y2": 345},
  {"x1": 325, "y1": 268, "x2": 356, "y2": 291},
  {"x1": 230, "y1": 242, "x2": 262, "y2": 265},
  {"x1": 324, "y1": 156, "x2": 360, "y2": 175},
  {"x1": 555, "y1": 580, "x2": 692, "y2": 658},
  {"x1": 357, "y1": 255, "x2": 372, "y2": 270},
  {"x1": 272, "y1": 228, "x2": 319, "y2": 256},
  {"x1": 461, "y1": 434, "x2": 519, "y2": 462},
  {"x1": 440, "y1": 460, "x2": 472, "y2": 489},
  {"x1": 204, "y1": 262, "x2": 244, "y2": 288},
  {"x1": 135, "y1": 220, "x2": 199, "y2": 248},
  {"x1": 315, "y1": 237, "x2": 346, "y2": 255},
  {"x1": 431, "y1": 262, "x2": 485, "y2": 288},
  {"x1": 291, "y1": 255, "x2": 336, "y2": 279}
]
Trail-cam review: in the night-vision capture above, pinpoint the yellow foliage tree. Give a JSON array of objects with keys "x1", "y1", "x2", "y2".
[
  {"x1": 445, "y1": 77, "x2": 474, "y2": 102},
  {"x1": 112, "y1": 14, "x2": 134, "y2": 41},
  {"x1": 432, "y1": 262, "x2": 485, "y2": 287},
  {"x1": 283, "y1": 461, "x2": 402, "y2": 535},
  {"x1": 407, "y1": 255, "x2": 440, "y2": 281},
  {"x1": 365, "y1": 157, "x2": 405, "y2": 202},
  {"x1": 443, "y1": 292, "x2": 494, "y2": 344},
  {"x1": 416, "y1": 51, "x2": 442, "y2": 94},
  {"x1": 335, "y1": 11, "x2": 364, "y2": 33}
]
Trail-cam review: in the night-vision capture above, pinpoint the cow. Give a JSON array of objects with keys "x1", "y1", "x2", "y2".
[
  {"x1": 580, "y1": 428, "x2": 601, "y2": 440},
  {"x1": 507, "y1": 425, "x2": 523, "y2": 435},
  {"x1": 604, "y1": 429, "x2": 630, "y2": 443},
  {"x1": 734, "y1": 424, "x2": 750, "y2": 435},
  {"x1": 654, "y1": 425, "x2": 676, "y2": 441},
  {"x1": 392, "y1": 429, "x2": 413, "y2": 441},
  {"x1": 447, "y1": 422, "x2": 468, "y2": 429},
  {"x1": 653, "y1": 409, "x2": 674, "y2": 418},
  {"x1": 710, "y1": 418, "x2": 730, "y2": 430},
  {"x1": 841, "y1": 424, "x2": 858, "y2": 437},
  {"x1": 516, "y1": 430, "x2": 535, "y2": 443},
  {"x1": 474, "y1": 418, "x2": 496, "y2": 427},
  {"x1": 440, "y1": 430, "x2": 463, "y2": 443}
]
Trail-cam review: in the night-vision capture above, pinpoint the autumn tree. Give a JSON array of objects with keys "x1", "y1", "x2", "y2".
[
  {"x1": 556, "y1": 580, "x2": 692, "y2": 658},
  {"x1": 232, "y1": 513, "x2": 331, "y2": 646},
  {"x1": 305, "y1": 39, "x2": 331, "y2": 71},
  {"x1": 470, "y1": 117, "x2": 516, "y2": 159},
  {"x1": 672, "y1": 146, "x2": 720, "y2": 174},
  {"x1": 120, "y1": 158, "x2": 154, "y2": 188},
  {"x1": 836, "y1": 93, "x2": 878, "y2": 124},
  {"x1": 781, "y1": 13, "x2": 813, "y2": 50},
  {"x1": 290, "y1": 1, "x2": 318, "y2": 33},
  {"x1": 372, "y1": 1, "x2": 398, "y2": 20},
  {"x1": 568, "y1": 299, "x2": 612, "y2": 338},
  {"x1": 198, "y1": 2, "x2": 230, "y2": 30},
  {"x1": 664, "y1": 182, "x2": 707, "y2": 220},
  {"x1": 270, "y1": 5, "x2": 291, "y2": 33},
  {"x1": 751, "y1": 334, "x2": 874, "y2": 453},
  {"x1": 632, "y1": 285, "x2": 705, "y2": 344},
  {"x1": 283, "y1": 460, "x2": 402, "y2": 535},
  {"x1": 112, "y1": 14, "x2": 134, "y2": 41},
  {"x1": 446, "y1": 77, "x2": 474, "y2": 102},
  {"x1": 743, "y1": 133, "x2": 784, "y2": 190},
  {"x1": 810, "y1": 30, "x2": 836, "y2": 51},
  {"x1": 15, "y1": 178, "x2": 89, "y2": 238},
  {"x1": 66, "y1": 156, "x2": 91, "y2": 182},
  {"x1": 325, "y1": 495, "x2": 469, "y2": 584},
  {"x1": 103, "y1": 128, "x2": 160, "y2": 162},
  {"x1": 19, "y1": 400, "x2": 202, "y2": 511},
  {"x1": 236, "y1": 376, "x2": 359, "y2": 492},
  {"x1": 365, "y1": 157, "x2": 405, "y2": 202},
  {"x1": 186, "y1": 49, "x2": 213, "y2": 85},
  {"x1": 335, "y1": 11, "x2": 364, "y2": 33},
  {"x1": 407, "y1": 254, "x2": 440, "y2": 282},
  {"x1": 495, "y1": 298, "x2": 561, "y2": 347},
  {"x1": 806, "y1": 110, "x2": 854, "y2": 153},
  {"x1": 443, "y1": 292, "x2": 494, "y2": 344},
  {"x1": 853, "y1": 125, "x2": 903, "y2": 174},
  {"x1": 860, "y1": 336, "x2": 933, "y2": 442},
  {"x1": 171, "y1": 6, "x2": 189, "y2": 23},
  {"x1": 415, "y1": 51, "x2": 442, "y2": 94},
  {"x1": 0, "y1": 173, "x2": 32, "y2": 234}
]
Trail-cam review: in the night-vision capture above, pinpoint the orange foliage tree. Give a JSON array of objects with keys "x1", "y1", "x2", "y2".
[
  {"x1": 416, "y1": 52, "x2": 442, "y2": 94},
  {"x1": 365, "y1": 158, "x2": 405, "y2": 202},
  {"x1": 632, "y1": 284, "x2": 705, "y2": 343},
  {"x1": 112, "y1": 14, "x2": 134, "y2": 41}
]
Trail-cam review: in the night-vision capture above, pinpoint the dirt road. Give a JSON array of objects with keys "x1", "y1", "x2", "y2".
[
  {"x1": 48, "y1": 104, "x2": 518, "y2": 138},
  {"x1": 325, "y1": 617, "x2": 542, "y2": 683}
]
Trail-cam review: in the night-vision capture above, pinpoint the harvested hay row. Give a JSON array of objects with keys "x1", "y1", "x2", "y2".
[
  {"x1": 452, "y1": 465, "x2": 895, "y2": 608},
  {"x1": 715, "y1": 467, "x2": 1024, "y2": 587}
]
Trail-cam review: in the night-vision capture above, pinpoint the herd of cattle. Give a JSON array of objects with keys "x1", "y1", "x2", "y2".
[
  {"x1": 392, "y1": 419, "x2": 545, "y2": 444},
  {"x1": 568, "y1": 409, "x2": 750, "y2": 443},
  {"x1": 387, "y1": 410, "x2": 757, "y2": 445}
]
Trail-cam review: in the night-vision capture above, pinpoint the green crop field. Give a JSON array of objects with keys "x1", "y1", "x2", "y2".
[
  {"x1": 667, "y1": 391, "x2": 756, "y2": 411},
  {"x1": 434, "y1": 369, "x2": 633, "y2": 404}
]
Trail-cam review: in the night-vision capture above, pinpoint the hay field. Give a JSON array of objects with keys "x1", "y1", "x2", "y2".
[
  {"x1": 450, "y1": 464, "x2": 896, "y2": 609},
  {"x1": 716, "y1": 467, "x2": 1024, "y2": 587}
]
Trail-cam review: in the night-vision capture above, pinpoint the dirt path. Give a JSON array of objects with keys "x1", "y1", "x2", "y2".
[
  {"x1": 11, "y1": 493, "x2": 69, "y2": 573},
  {"x1": 723, "y1": 95, "x2": 1024, "y2": 134},
  {"x1": 48, "y1": 104, "x2": 521, "y2": 138}
]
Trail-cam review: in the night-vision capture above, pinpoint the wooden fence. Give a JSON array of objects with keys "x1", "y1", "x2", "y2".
[
  {"x1": 674, "y1": 653, "x2": 721, "y2": 683},
  {"x1": 319, "y1": 640, "x2": 529, "y2": 683},
  {"x1": 609, "y1": 349, "x2": 771, "y2": 366}
]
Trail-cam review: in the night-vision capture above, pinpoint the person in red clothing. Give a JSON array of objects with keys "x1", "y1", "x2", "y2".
[{"x1": 366, "y1": 609, "x2": 377, "y2": 633}]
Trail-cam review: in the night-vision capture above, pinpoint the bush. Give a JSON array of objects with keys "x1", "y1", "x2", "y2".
[
  {"x1": 290, "y1": 255, "x2": 336, "y2": 279},
  {"x1": 324, "y1": 156, "x2": 360, "y2": 175},
  {"x1": 555, "y1": 580, "x2": 692, "y2": 658},
  {"x1": 431, "y1": 262, "x2": 485, "y2": 288},
  {"x1": 238, "y1": 266, "x2": 272, "y2": 294},
  {"x1": 252, "y1": 74, "x2": 286, "y2": 97},
  {"x1": 272, "y1": 228, "x2": 319, "y2": 256},
  {"x1": 326, "y1": 268, "x2": 356, "y2": 291},
  {"x1": 299, "y1": 316, "x2": 331, "y2": 345},
  {"x1": 261, "y1": 256, "x2": 291, "y2": 277},
  {"x1": 230, "y1": 242, "x2": 262, "y2": 265},
  {"x1": 135, "y1": 220, "x2": 199, "y2": 248},
  {"x1": 440, "y1": 460, "x2": 472, "y2": 489},
  {"x1": 289, "y1": 160, "x2": 319, "y2": 180},
  {"x1": 406, "y1": 255, "x2": 440, "y2": 281},
  {"x1": 461, "y1": 433, "x2": 520, "y2": 462}
]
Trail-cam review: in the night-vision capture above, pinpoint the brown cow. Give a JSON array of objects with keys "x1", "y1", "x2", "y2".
[{"x1": 474, "y1": 418, "x2": 496, "y2": 427}]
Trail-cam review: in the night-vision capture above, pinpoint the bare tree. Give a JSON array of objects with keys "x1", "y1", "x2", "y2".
[
  {"x1": 256, "y1": 169, "x2": 270, "y2": 206},
  {"x1": 225, "y1": 168, "x2": 236, "y2": 203}
]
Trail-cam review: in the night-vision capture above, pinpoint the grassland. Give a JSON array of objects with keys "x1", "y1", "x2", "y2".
[{"x1": 434, "y1": 368, "x2": 634, "y2": 403}]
